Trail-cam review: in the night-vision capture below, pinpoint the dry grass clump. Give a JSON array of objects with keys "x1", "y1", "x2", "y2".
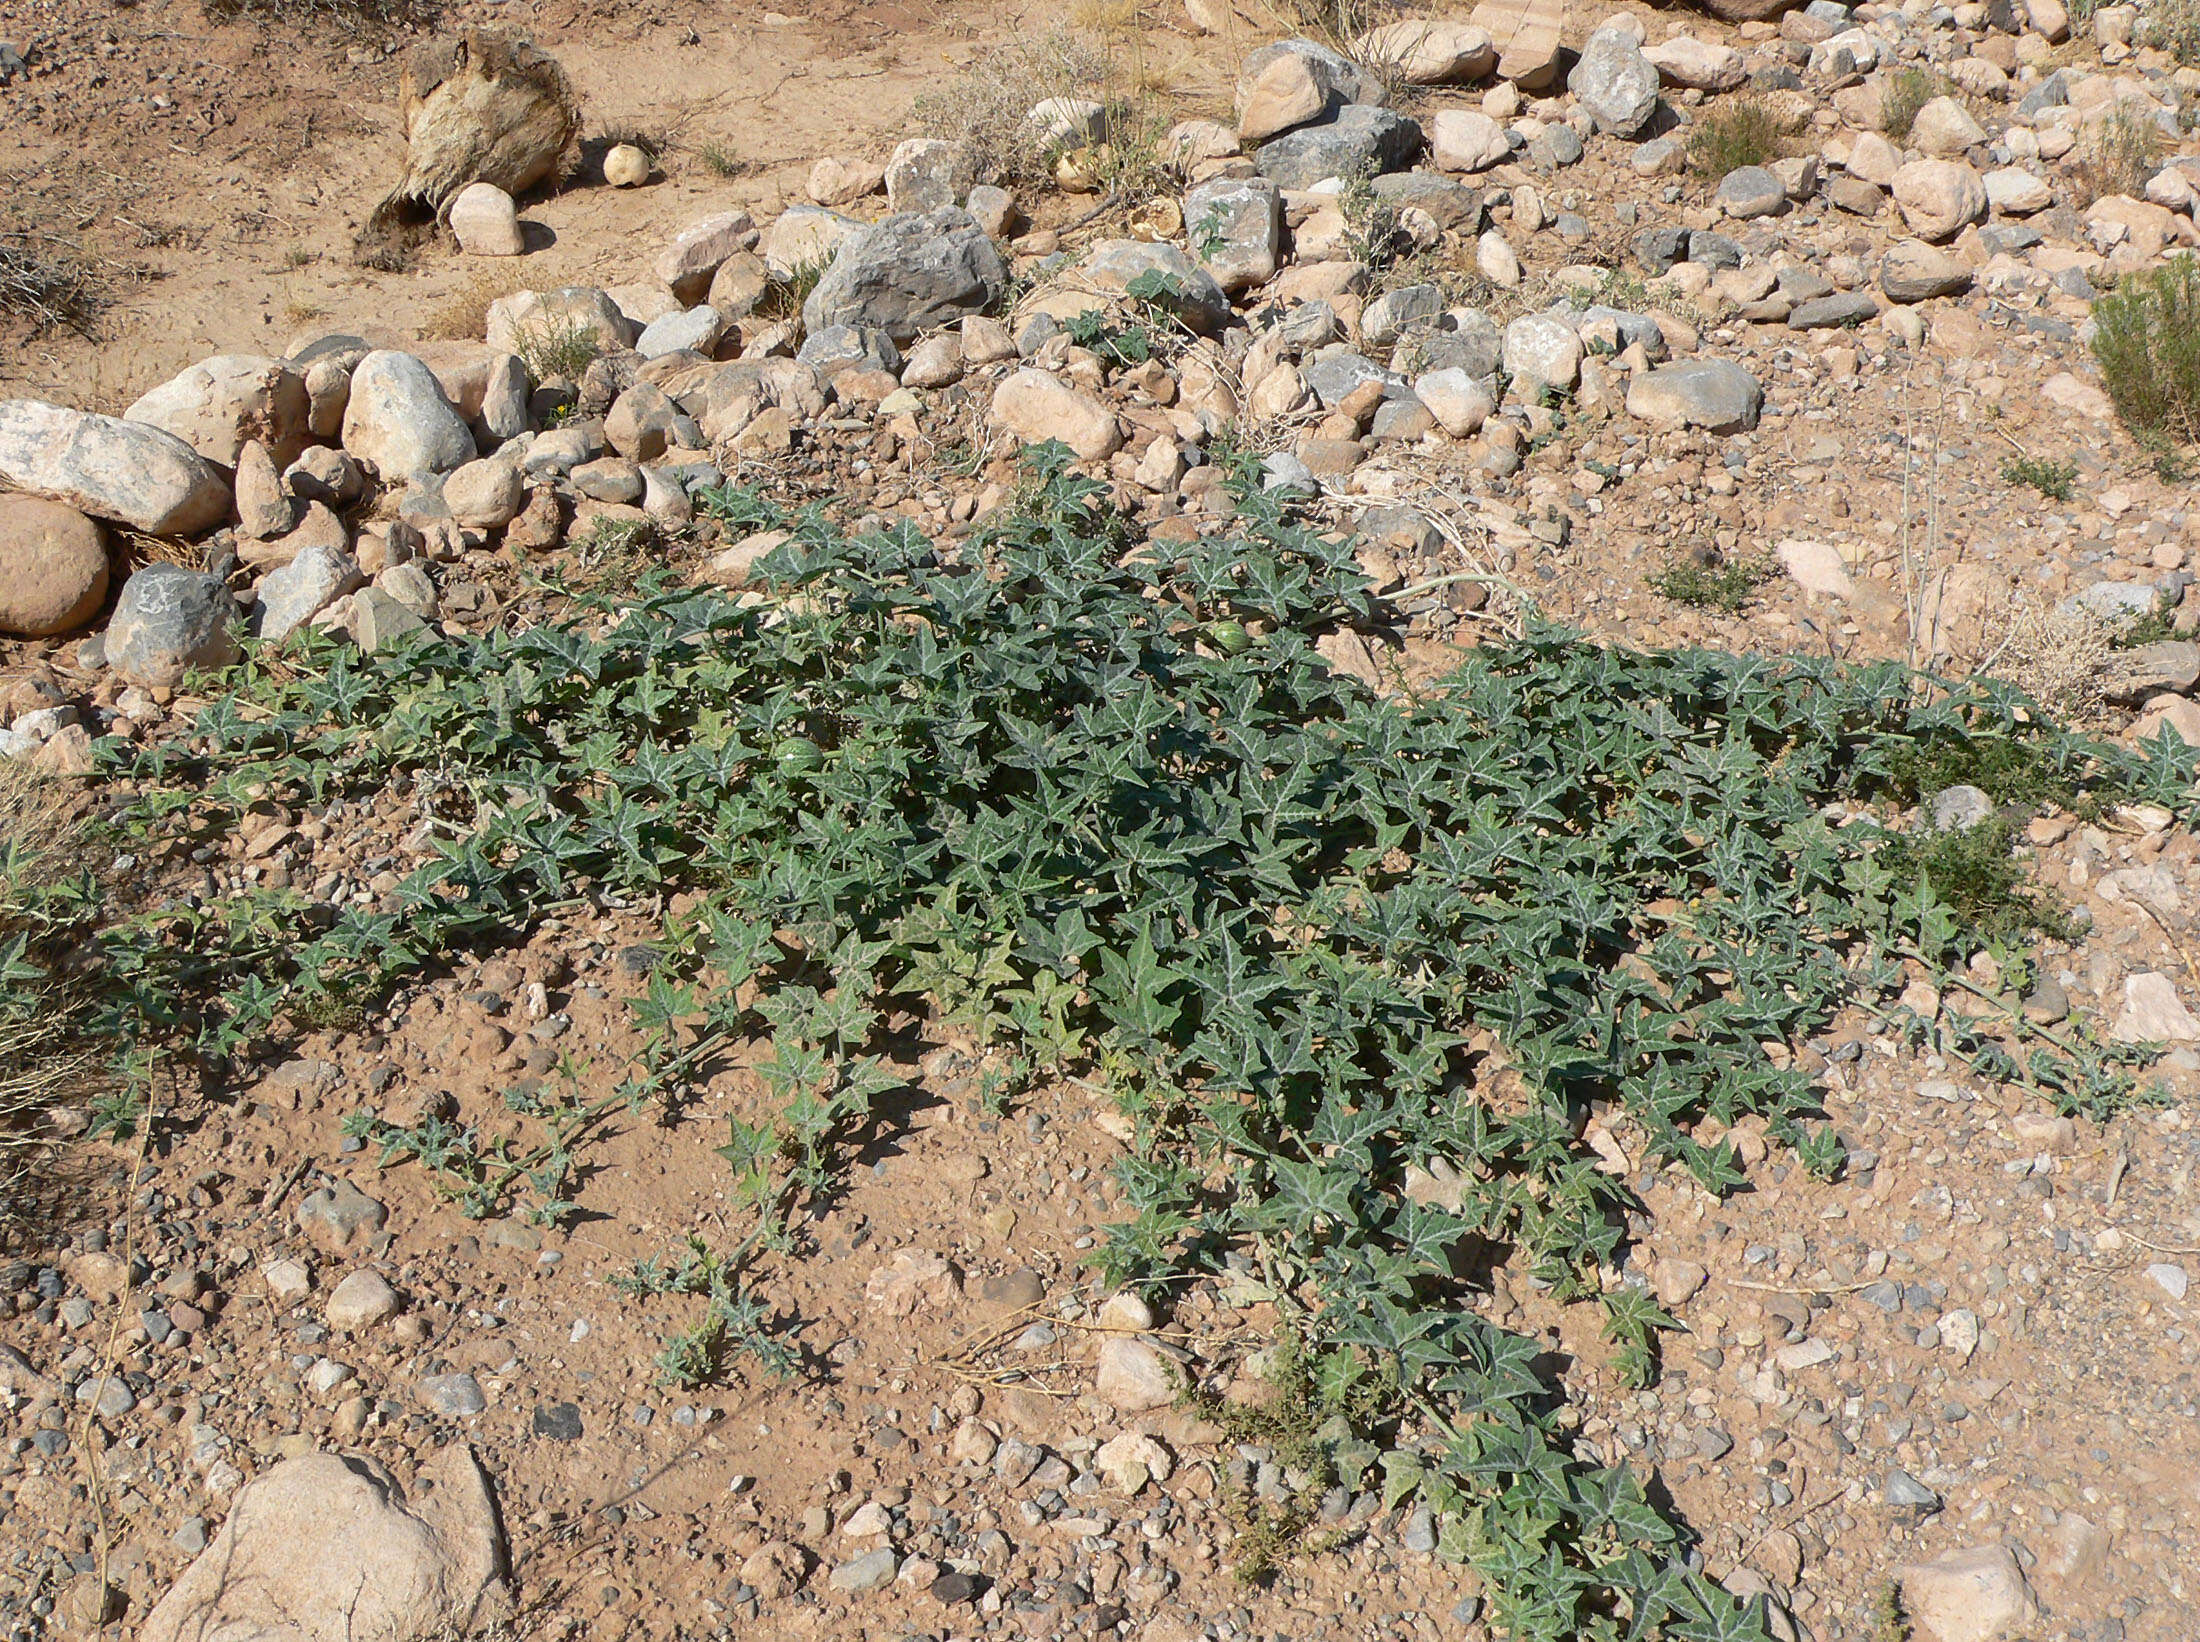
[
  {"x1": 1879, "y1": 66, "x2": 1944, "y2": 142},
  {"x1": 424, "y1": 267, "x2": 511, "y2": 343},
  {"x1": 1988, "y1": 600, "x2": 2115, "y2": 725},
  {"x1": 0, "y1": 232, "x2": 107, "y2": 337},
  {"x1": 203, "y1": 0, "x2": 437, "y2": 26},
  {"x1": 0, "y1": 768, "x2": 107, "y2": 1239},
  {"x1": 2071, "y1": 103, "x2": 2164, "y2": 207},
  {"x1": 910, "y1": 30, "x2": 1112, "y2": 188}
]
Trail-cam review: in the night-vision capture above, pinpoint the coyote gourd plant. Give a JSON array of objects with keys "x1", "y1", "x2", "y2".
[{"x1": 87, "y1": 445, "x2": 2195, "y2": 1640}]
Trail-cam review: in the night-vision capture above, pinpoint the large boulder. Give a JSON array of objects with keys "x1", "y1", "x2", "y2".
[
  {"x1": 1350, "y1": 19, "x2": 1496, "y2": 84},
  {"x1": 342, "y1": 351, "x2": 477, "y2": 481},
  {"x1": 1235, "y1": 38, "x2": 1384, "y2": 144},
  {"x1": 1254, "y1": 104, "x2": 1422, "y2": 190},
  {"x1": 125, "y1": 355, "x2": 312, "y2": 469},
  {"x1": 0, "y1": 496, "x2": 108, "y2": 637},
  {"x1": 1077, "y1": 241, "x2": 1234, "y2": 334},
  {"x1": 105, "y1": 564, "x2": 240, "y2": 687},
  {"x1": 1880, "y1": 240, "x2": 1972, "y2": 302},
  {"x1": 1568, "y1": 27, "x2": 1662, "y2": 137},
  {"x1": 140, "y1": 1446, "x2": 505, "y2": 1642},
  {"x1": 802, "y1": 208, "x2": 1009, "y2": 344},
  {"x1": 356, "y1": 31, "x2": 580, "y2": 267},
  {"x1": 0, "y1": 401, "x2": 228, "y2": 536},
  {"x1": 1641, "y1": 36, "x2": 1746, "y2": 92}
]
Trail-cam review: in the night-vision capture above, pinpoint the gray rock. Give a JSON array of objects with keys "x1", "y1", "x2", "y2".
[
  {"x1": 1635, "y1": 225, "x2": 1690, "y2": 273},
  {"x1": 635, "y1": 305, "x2": 726, "y2": 360},
  {"x1": 1568, "y1": 29, "x2": 1661, "y2": 137},
  {"x1": 257, "y1": 543, "x2": 365, "y2": 646},
  {"x1": 884, "y1": 137, "x2": 968, "y2": 214},
  {"x1": 295, "y1": 1178, "x2": 388, "y2": 1249},
  {"x1": 1077, "y1": 240, "x2": 1234, "y2": 334},
  {"x1": 1369, "y1": 172, "x2": 1483, "y2": 231},
  {"x1": 1360, "y1": 283, "x2": 1445, "y2": 347},
  {"x1": 1395, "y1": 320, "x2": 1500, "y2": 379},
  {"x1": 2013, "y1": 69, "x2": 2067, "y2": 120},
  {"x1": 1254, "y1": 104, "x2": 1422, "y2": 190},
  {"x1": 1884, "y1": 1467, "x2": 1940, "y2": 1512},
  {"x1": 1786, "y1": 291, "x2": 1878, "y2": 329},
  {"x1": 1687, "y1": 230, "x2": 1743, "y2": 267},
  {"x1": 1301, "y1": 350, "x2": 1403, "y2": 408},
  {"x1": 1880, "y1": 241, "x2": 1971, "y2": 302},
  {"x1": 1263, "y1": 452, "x2": 1316, "y2": 494},
  {"x1": 419, "y1": 1372, "x2": 487, "y2": 1418},
  {"x1": 341, "y1": 352, "x2": 476, "y2": 481},
  {"x1": 802, "y1": 208, "x2": 1009, "y2": 345},
  {"x1": 1501, "y1": 312, "x2": 1582, "y2": 391},
  {"x1": 2069, "y1": 579, "x2": 2171, "y2": 624},
  {"x1": 105, "y1": 565, "x2": 240, "y2": 688},
  {"x1": 1930, "y1": 785, "x2": 1994, "y2": 833},
  {"x1": 1715, "y1": 165, "x2": 1786, "y2": 218},
  {"x1": 0, "y1": 401, "x2": 229, "y2": 536},
  {"x1": 1626, "y1": 359, "x2": 1763, "y2": 433},
  {"x1": 828, "y1": 1548, "x2": 901, "y2": 1594},
  {"x1": 1184, "y1": 174, "x2": 1283, "y2": 295},
  {"x1": 797, "y1": 325, "x2": 903, "y2": 377},
  {"x1": 1528, "y1": 123, "x2": 1585, "y2": 168}
]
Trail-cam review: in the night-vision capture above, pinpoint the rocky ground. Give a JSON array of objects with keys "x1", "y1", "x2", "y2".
[{"x1": 3, "y1": 0, "x2": 2200, "y2": 1640}]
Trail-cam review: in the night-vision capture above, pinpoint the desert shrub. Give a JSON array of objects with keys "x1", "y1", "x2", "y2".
[
  {"x1": 2072, "y1": 103, "x2": 2164, "y2": 206},
  {"x1": 1687, "y1": 98, "x2": 1783, "y2": 178},
  {"x1": 2146, "y1": 0, "x2": 2200, "y2": 63},
  {"x1": 2092, "y1": 252, "x2": 2200, "y2": 444},
  {"x1": 1986, "y1": 601, "x2": 2115, "y2": 725},
  {"x1": 204, "y1": 0, "x2": 434, "y2": 22},
  {"x1": 0, "y1": 232, "x2": 105, "y2": 336},
  {"x1": 1879, "y1": 66, "x2": 1942, "y2": 141}
]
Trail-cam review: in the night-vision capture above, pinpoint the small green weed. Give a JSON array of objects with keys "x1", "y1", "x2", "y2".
[
  {"x1": 1873, "y1": 1580, "x2": 1912, "y2": 1642},
  {"x1": 756, "y1": 257, "x2": 828, "y2": 323},
  {"x1": 613, "y1": 1234, "x2": 798, "y2": 1385},
  {"x1": 2093, "y1": 253, "x2": 2200, "y2": 446},
  {"x1": 1875, "y1": 817, "x2": 2074, "y2": 948},
  {"x1": 695, "y1": 141, "x2": 745, "y2": 179},
  {"x1": 1600, "y1": 1288, "x2": 1681, "y2": 1389},
  {"x1": 1650, "y1": 552, "x2": 1778, "y2": 613},
  {"x1": 1688, "y1": 98, "x2": 1783, "y2": 177},
  {"x1": 2000, "y1": 454, "x2": 2078, "y2": 501}
]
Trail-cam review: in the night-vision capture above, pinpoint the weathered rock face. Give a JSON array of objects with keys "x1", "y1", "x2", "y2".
[
  {"x1": 1077, "y1": 241, "x2": 1235, "y2": 334},
  {"x1": 1625, "y1": 359, "x2": 1764, "y2": 432},
  {"x1": 357, "y1": 31, "x2": 579, "y2": 266},
  {"x1": 801, "y1": 209, "x2": 1009, "y2": 343},
  {"x1": 125, "y1": 354, "x2": 312, "y2": 469},
  {"x1": 1184, "y1": 175, "x2": 1283, "y2": 295},
  {"x1": 0, "y1": 496, "x2": 108, "y2": 637},
  {"x1": 140, "y1": 1445, "x2": 505, "y2": 1642},
  {"x1": 342, "y1": 351, "x2": 478, "y2": 481},
  {"x1": 484, "y1": 286, "x2": 635, "y2": 360},
  {"x1": 1568, "y1": 27, "x2": 1661, "y2": 137},
  {"x1": 990, "y1": 369, "x2": 1123, "y2": 461},
  {"x1": 1234, "y1": 38, "x2": 1385, "y2": 144},
  {"x1": 257, "y1": 542, "x2": 366, "y2": 646},
  {"x1": 1253, "y1": 104, "x2": 1422, "y2": 190},
  {"x1": 1350, "y1": 19, "x2": 1495, "y2": 84},
  {"x1": 105, "y1": 564, "x2": 240, "y2": 688},
  {"x1": 0, "y1": 401, "x2": 229, "y2": 536}
]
